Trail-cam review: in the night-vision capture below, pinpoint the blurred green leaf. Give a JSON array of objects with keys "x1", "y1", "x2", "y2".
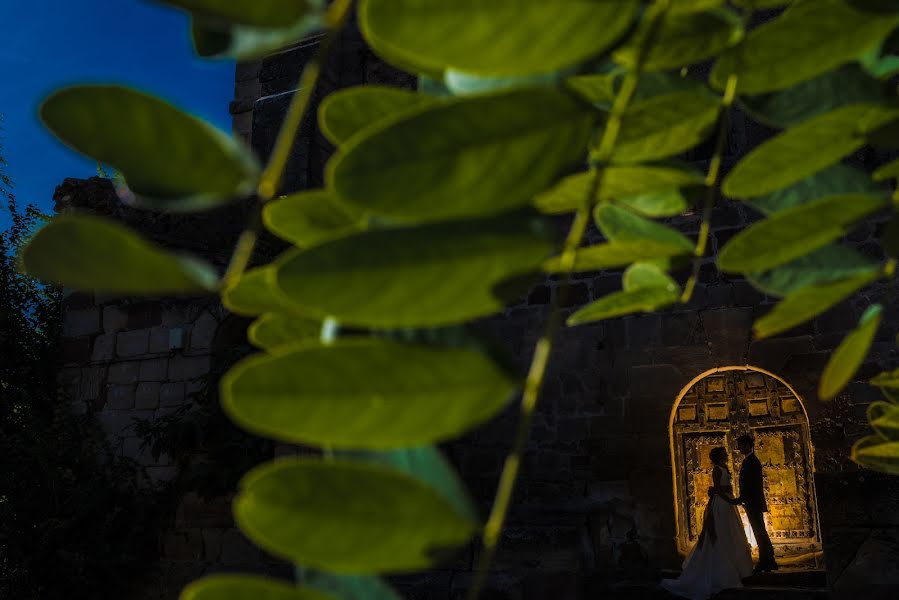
[
  {"x1": 623, "y1": 262, "x2": 678, "y2": 292},
  {"x1": 745, "y1": 163, "x2": 883, "y2": 215},
  {"x1": 595, "y1": 204, "x2": 694, "y2": 252},
  {"x1": 297, "y1": 571, "x2": 401, "y2": 600},
  {"x1": 615, "y1": 91, "x2": 721, "y2": 163},
  {"x1": 671, "y1": 0, "x2": 726, "y2": 10},
  {"x1": 852, "y1": 435, "x2": 899, "y2": 474},
  {"x1": 358, "y1": 0, "x2": 639, "y2": 76},
  {"x1": 616, "y1": 189, "x2": 691, "y2": 218},
  {"x1": 444, "y1": 68, "x2": 574, "y2": 96},
  {"x1": 319, "y1": 86, "x2": 439, "y2": 146},
  {"x1": 871, "y1": 367, "x2": 899, "y2": 388},
  {"x1": 263, "y1": 190, "x2": 362, "y2": 248},
  {"x1": 191, "y1": 15, "x2": 324, "y2": 60},
  {"x1": 753, "y1": 272, "x2": 879, "y2": 338},
  {"x1": 874, "y1": 156, "x2": 899, "y2": 180},
  {"x1": 723, "y1": 104, "x2": 899, "y2": 198},
  {"x1": 718, "y1": 194, "x2": 887, "y2": 273},
  {"x1": 248, "y1": 313, "x2": 322, "y2": 350},
  {"x1": 41, "y1": 85, "x2": 257, "y2": 210},
  {"x1": 740, "y1": 64, "x2": 886, "y2": 129},
  {"x1": 568, "y1": 286, "x2": 680, "y2": 325},
  {"x1": 544, "y1": 241, "x2": 692, "y2": 273},
  {"x1": 180, "y1": 574, "x2": 335, "y2": 600},
  {"x1": 234, "y1": 458, "x2": 476, "y2": 572},
  {"x1": 615, "y1": 8, "x2": 743, "y2": 72},
  {"x1": 881, "y1": 214, "x2": 899, "y2": 258},
  {"x1": 276, "y1": 214, "x2": 555, "y2": 328},
  {"x1": 820, "y1": 304, "x2": 882, "y2": 400},
  {"x1": 222, "y1": 266, "x2": 299, "y2": 317},
  {"x1": 747, "y1": 244, "x2": 880, "y2": 297},
  {"x1": 848, "y1": 0, "x2": 899, "y2": 13},
  {"x1": 222, "y1": 339, "x2": 516, "y2": 448},
  {"x1": 868, "y1": 401, "x2": 899, "y2": 440},
  {"x1": 534, "y1": 163, "x2": 704, "y2": 214},
  {"x1": 21, "y1": 215, "x2": 218, "y2": 294},
  {"x1": 732, "y1": 0, "x2": 792, "y2": 7},
  {"x1": 329, "y1": 87, "x2": 595, "y2": 223},
  {"x1": 157, "y1": 0, "x2": 315, "y2": 27},
  {"x1": 711, "y1": 0, "x2": 898, "y2": 94}
]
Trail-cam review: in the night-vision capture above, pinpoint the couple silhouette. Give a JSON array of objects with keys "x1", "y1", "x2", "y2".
[{"x1": 662, "y1": 434, "x2": 778, "y2": 599}]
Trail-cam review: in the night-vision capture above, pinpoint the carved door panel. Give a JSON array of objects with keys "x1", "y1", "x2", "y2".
[{"x1": 671, "y1": 369, "x2": 820, "y2": 557}]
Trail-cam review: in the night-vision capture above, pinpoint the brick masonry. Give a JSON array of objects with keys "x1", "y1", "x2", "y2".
[{"x1": 56, "y1": 18, "x2": 899, "y2": 600}]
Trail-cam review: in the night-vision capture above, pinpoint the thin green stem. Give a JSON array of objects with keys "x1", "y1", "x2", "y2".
[
  {"x1": 466, "y1": 3, "x2": 671, "y2": 598},
  {"x1": 222, "y1": 0, "x2": 353, "y2": 286}
]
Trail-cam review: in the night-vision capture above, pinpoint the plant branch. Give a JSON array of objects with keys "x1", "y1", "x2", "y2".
[
  {"x1": 466, "y1": 2, "x2": 671, "y2": 598},
  {"x1": 223, "y1": 0, "x2": 353, "y2": 286}
]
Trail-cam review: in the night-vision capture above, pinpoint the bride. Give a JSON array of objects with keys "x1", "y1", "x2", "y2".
[{"x1": 661, "y1": 446, "x2": 753, "y2": 599}]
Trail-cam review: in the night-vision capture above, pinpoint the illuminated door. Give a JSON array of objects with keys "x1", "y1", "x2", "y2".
[{"x1": 670, "y1": 367, "x2": 821, "y2": 560}]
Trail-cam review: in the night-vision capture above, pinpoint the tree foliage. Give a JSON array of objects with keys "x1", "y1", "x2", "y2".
[{"x1": 18, "y1": 0, "x2": 899, "y2": 597}]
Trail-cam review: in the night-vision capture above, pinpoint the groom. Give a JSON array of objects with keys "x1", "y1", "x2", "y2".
[{"x1": 732, "y1": 433, "x2": 778, "y2": 573}]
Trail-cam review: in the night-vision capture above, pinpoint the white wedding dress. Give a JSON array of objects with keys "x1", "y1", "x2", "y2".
[{"x1": 661, "y1": 466, "x2": 754, "y2": 599}]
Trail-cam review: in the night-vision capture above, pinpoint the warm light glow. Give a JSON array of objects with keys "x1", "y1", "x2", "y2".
[{"x1": 739, "y1": 507, "x2": 758, "y2": 551}]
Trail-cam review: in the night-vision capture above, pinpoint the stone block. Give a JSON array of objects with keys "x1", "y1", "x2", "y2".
[
  {"x1": 148, "y1": 326, "x2": 171, "y2": 353},
  {"x1": 661, "y1": 313, "x2": 699, "y2": 347},
  {"x1": 59, "y1": 368, "x2": 81, "y2": 397},
  {"x1": 116, "y1": 329, "x2": 150, "y2": 357},
  {"x1": 102, "y1": 305, "x2": 129, "y2": 332},
  {"x1": 832, "y1": 529, "x2": 899, "y2": 596},
  {"x1": 160, "y1": 382, "x2": 186, "y2": 407},
  {"x1": 61, "y1": 338, "x2": 91, "y2": 364},
  {"x1": 91, "y1": 332, "x2": 116, "y2": 362},
  {"x1": 748, "y1": 335, "x2": 813, "y2": 373},
  {"x1": 108, "y1": 361, "x2": 141, "y2": 385},
  {"x1": 96, "y1": 410, "x2": 138, "y2": 440},
  {"x1": 169, "y1": 354, "x2": 211, "y2": 381},
  {"x1": 106, "y1": 384, "x2": 136, "y2": 410},
  {"x1": 629, "y1": 314, "x2": 661, "y2": 348},
  {"x1": 77, "y1": 366, "x2": 105, "y2": 401},
  {"x1": 63, "y1": 308, "x2": 101, "y2": 337},
  {"x1": 139, "y1": 358, "x2": 168, "y2": 381},
  {"x1": 123, "y1": 436, "x2": 153, "y2": 464},
  {"x1": 189, "y1": 312, "x2": 218, "y2": 350},
  {"x1": 135, "y1": 382, "x2": 161, "y2": 409},
  {"x1": 221, "y1": 529, "x2": 260, "y2": 566},
  {"x1": 627, "y1": 364, "x2": 684, "y2": 400},
  {"x1": 126, "y1": 302, "x2": 162, "y2": 329}
]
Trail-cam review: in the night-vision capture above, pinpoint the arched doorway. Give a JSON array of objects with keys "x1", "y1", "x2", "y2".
[{"x1": 668, "y1": 366, "x2": 822, "y2": 565}]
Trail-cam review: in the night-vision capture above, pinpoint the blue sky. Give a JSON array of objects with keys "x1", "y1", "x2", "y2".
[{"x1": 0, "y1": 0, "x2": 235, "y2": 229}]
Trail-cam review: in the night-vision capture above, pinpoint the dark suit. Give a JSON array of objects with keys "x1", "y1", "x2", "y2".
[{"x1": 739, "y1": 452, "x2": 776, "y2": 568}]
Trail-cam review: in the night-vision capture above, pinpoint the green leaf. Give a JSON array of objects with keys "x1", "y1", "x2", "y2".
[
  {"x1": 223, "y1": 339, "x2": 516, "y2": 449},
  {"x1": 747, "y1": 244, "x2": 880, "y2": 297},
  {"x1": 21, "y1": 215, "x2": 218, "y2": 294},
  {"x1": 753, "y1": 272, "x2": 879, "y2": 338},
  {"x1": 722, "y1": 104, "x2": 899, "y2": 198},
  {"x1": 544, "y1": 241, "x2": 692, "y2": 273},
  {"x1": 874, "y1": 156, "x2": 899, "y2": 180},
  {"x1": 616, "y1": 189, "x2": 691, "y2": 218},
  {"x1": 871, "y1": 367, "x2": 899, "y2": 388},
  {"x1": 718, "y1": 194, "x2": 887, "y2": 273},
  {"x1": 180, "y1": 574, "x2": 336, "y2": 600},
  {"x1": 852, "y1": 435, "x2": 899, "y2": 474},
  {"x1": 615, "y1": 8, "x2": 743, "y2": 72},
  {"x1": 566, "y1": 71, "x2": 706, "y2": 108},
  {"x1": 534, "y1": 164, "x2": 704, "y2": 214},
  {"x1": 233, "y1": 458, "x2": 476, "y2": 572},
  {"x1": 263, "y1": 190, "x2": 361, "y2": 248},
  {"x1": 41, "y1": 85, "x2": 258, "y2": 211},
  {"x1": 319, "y1": 86, "x2": 439, "y2": 146},
  {"x1": 740, "y1": 63, "x2": 887, "y2": 129},
  {"x1": 444, "y1": 68, "x2": 574, "y2": 96},
  {"x1": 623, "y1": 262, "x2": 679, "y2": 292},
  {"x1": 222, "y1": 266, "x2": 298, "y2": 317},
  {"x1": 157, "y1": 0, "x2": 315, "y2": 27},
  {"x1": 671, "y1": 0, "x2": 727, "y2": 13},
  {"x1": 359, "y1": 0, "x2": 639, "y2": 76},
  {"x1": 732, "y1": 0, "x2": 792, "y2": 7},
  {"x1": 868, "y1": 401, "x2": 899, "y2": 440},
  {"x1": 191, "y1": 15, "x2": 324, "y2": 60},
  {"x1": 297, "y1": 571, "x2": 402, "y2": 600},
  {"x1": 615, "y1": 91, "x2": 721, "y2": 163},
  {"x1": 338, "y1": 446, "x2": 477, "y2": 521},
  {"x1": 710, "y1": 0, "x2": 898, "y2": 95},
  {"x1": 276, "y1": 214, "x2": 555, "y2": 328},
  {"x1": 248, "y1": 314, "x2": 322, "y2": 350},
  {"x1": 328, "y1": 87, "x2": 595, "y2": 223},
  {"x1": 745, "y1": 163, "x2": 883, "y2": 215},
  {"x1": 820, "y1": 304, "x2": 882, "y2": 400},
  {"x1": 595, "y1": 204, "x2": 694, "y2": 252},
  {"x1": 567, "y1": 286, "x2": 680, "y2": 325}
]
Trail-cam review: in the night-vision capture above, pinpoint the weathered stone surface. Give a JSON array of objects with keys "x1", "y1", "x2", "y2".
[
  {"x1": 161, "y1": 530, "x2": 204, "y2": 561},
  {"x1": 63, "y1": 307, "x2": 101, "y2": 337},
  {"x1": 175, "y1": 493, "x2": 234, "y2": 530},
  {"x1": 61, "y1": 337, "x2": 91, "y2": 364},
  {"x1": 135, "y1": 382, "x2": 161, "y2": 409},
  {"x1": 748, "y1": 336, "x2": 814, "y2": 373},
  {"x1": 220, "y1": 529, "x2": 259, "y2": 566},
  {"x1": 116, "y1": 328, "x2": 150, "y2": 357},
  {"x1": 107, "y1": 361, "x2": 141, "y2": 385},
  {"x1": 139, "y1": 358, "x2": 168, "y2": 381},
  {"x1": 91, "y1": 332, "x2": 116, "y2": 362},
  {"x1": 102, "y1": 305, "x2": 129, "y2": 332},
  {"x1": 169, "y1": 354, "x2": 211, "y2": 381},
  {"x1": 106, "y1": 384, "x2": 136, "y2": 410},
  {"x1": 202, "y1": 528, "x2": 225, "y2": 562},
  {"x1": 190, "y1": 312, "x2": 218, "y2": 350},
  {"x1": 148, "y1": 326, "x2": 171, "y2": 353},
  {"x1": 146, "y1": 466, "x2": 178, "y2": 484},
  {"x1": 159, "y1": 382, "x2": 186, "y2": 407},
  {"x1": 77, "y1": 366, "x2": 105, "y2": 401}
]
